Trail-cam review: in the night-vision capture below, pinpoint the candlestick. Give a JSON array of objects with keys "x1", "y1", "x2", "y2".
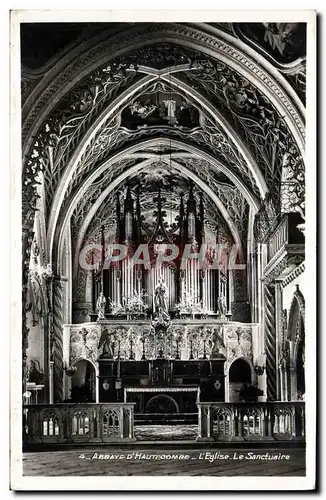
[
  {"x1": 189, "y1": 340, "x2": 194, "y2": 360},
  {"x1": 203, "y1": 340, "x2": 207, "y2": 359},
  {"x1": 141, "y1": 338, "x2": 146, "y2": 360},
  {"x1": 175, "y1": 339, "x2": 180, "y2": 360},
  {"x1": 129, "y1": 338, "x2": 134, "y2": 360}
]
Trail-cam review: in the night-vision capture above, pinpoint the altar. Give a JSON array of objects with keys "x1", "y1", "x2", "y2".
[
  {"x1": 96, "y1": 357, "x2": 226, "y2": 405},
  {"x1": 124, "y1": 386, "x2": 200, "y2": 414}
]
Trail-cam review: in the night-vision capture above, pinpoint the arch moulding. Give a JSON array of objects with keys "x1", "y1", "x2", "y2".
[{"x1": 22, "y1": 22, "x2": 305, "y2": 160}]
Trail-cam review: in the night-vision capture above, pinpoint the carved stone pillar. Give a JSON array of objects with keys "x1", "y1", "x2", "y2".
[
  {"x1": 279, "y1": 310, "x2": 288, "y2": 401},
  {"x1": 22, "y1": 300, "x2": 29, "y2": 397},
  {"x1": 49, "y1": 360, "x2": 54, "y2": 404},
  {"x1": 22, "y1": 227, "x2": 34, "y2": 395},
  {"x1": 264, "y1": 282, "x2": 277, "y2": 401},
  {"x1": 52, "y1": 278, "x2": 64, "y2": 402},
  {"x1": 274, "y1": 281, "x2": 283, "y2": 400}
]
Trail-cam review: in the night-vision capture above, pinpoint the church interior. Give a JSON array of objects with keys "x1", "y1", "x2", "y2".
[{"x1": 21, "y1": 21, "x2": 306, "y2": 449}]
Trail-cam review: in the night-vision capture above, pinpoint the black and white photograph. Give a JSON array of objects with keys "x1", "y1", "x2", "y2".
[{"x1": 10, "y1": 10, "x2": 316, "y2": 491}]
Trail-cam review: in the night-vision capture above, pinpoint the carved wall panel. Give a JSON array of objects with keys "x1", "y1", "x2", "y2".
[
  {"x1": 66, "y1": 320, "x2": 256, "y2": 366},
  {"x1": 223, "y1": 324, "x2": 253, "y2": 368},
  {"x1": 69, "y1": 325, "x2": 102, "y2": 366}
]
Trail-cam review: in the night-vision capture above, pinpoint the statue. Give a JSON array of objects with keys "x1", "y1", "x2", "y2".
[
  {"x1": 210, "y1": 327, "x2": 226, "y2": 359},
  {"x1": 98, "y1": 328, "x2": 114, "y2": 359},
  {"x1": 96, "y1": 292, "x2": 106, "y2": 320},
  {"x1": 152, "y1": 306, "x2": 171, "y2": 331},
  {"x1": 218, "y1": 294, "x2": 227, "y2": 318},
  {"x1": 154, "y1": 276, "x2": 168, "y2": 316}
]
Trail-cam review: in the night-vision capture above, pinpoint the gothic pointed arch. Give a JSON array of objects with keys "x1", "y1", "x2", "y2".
[{"x1": 287, "y1": 284, "x2": 305, "y2": 339}]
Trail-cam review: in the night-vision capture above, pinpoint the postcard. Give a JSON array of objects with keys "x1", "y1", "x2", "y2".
[{"x1": 10, "y1": 9, "x2": 316, "y2": 491}]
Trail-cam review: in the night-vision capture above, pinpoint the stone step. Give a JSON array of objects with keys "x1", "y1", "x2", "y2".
[{"x1": 134, "y1": 424, "x2": 198, "y2": 441}]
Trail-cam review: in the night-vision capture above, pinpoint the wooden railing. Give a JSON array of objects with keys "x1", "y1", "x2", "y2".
[
  {"x1": 23, "y1": 403, "x2": 136, "y2": 445},
  {"x1": 197, "y1": 402, "x2": 305, "y2": 442},
  {"x1": 268, "y1": 217, "x2": 289, "y2": 262}
]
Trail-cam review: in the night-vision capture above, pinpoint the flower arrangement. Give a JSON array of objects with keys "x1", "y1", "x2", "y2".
[
  {"x1": 111, "y1": 290, "x2": 149, "y2": 316},
  {"x1": 237, "y1": 384, "x2": 264, "y2": 403},
  {"x1": 174, "y1": 288, "x2": 208, "y2": 318}
]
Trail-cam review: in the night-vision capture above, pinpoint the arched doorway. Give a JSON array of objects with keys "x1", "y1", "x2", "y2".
[
  {"x1": 228, "y1": 358, "x2": 252, "y2": 402},
  {"x1": 287, "y1": 286, "x2": 305, "y2": 401},
  {"x1": 70, "y1": 359, "x2": 96, "y2": 402}
]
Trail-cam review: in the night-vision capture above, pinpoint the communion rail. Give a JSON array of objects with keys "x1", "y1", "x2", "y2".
[
  {"x1": 23, "y1": 403, "x2": 136, "y2": 445},
  {"x1": 23, "y1": 401, "x2": 305, "y2": 447},
  {"x1": 197, "y1": 402, "x2": 305, "y2": 442}
]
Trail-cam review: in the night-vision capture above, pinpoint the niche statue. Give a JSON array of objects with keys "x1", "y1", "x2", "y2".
[
  {"x1": 98, "y1": 328, "x2": 114, "y2": 359},
  {"x1": 210, "y1": 327, "x2": 226, "y2": 359},
  {"x1": 218, "y1": 294, "x2": 227, "y2": 318}
]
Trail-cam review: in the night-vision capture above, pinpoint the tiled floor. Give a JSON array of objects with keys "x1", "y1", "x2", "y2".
[{"x1": 23, "y1": 447, "x2": 305, "y2": 476}]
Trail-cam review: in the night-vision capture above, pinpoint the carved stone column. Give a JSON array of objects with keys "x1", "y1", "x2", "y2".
[
  {"x1": 22, "y1": 227, "x2": 34, "y2": 395},
  {"x1": 274, "y1": 280, "x2": 283, "y2": 400},
  {"x1": 52, "y1": 278, "x2": 64, "y2": 402},
  {"x1": 264, "y1": 282, "x2": 277, "y2": 401},
  {"x1": 49, "y1": 360, "x2": 54, "y2": 404}
]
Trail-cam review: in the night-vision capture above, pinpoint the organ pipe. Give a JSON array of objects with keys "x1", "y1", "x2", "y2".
[
  {"x1": 96, "y1": 182, "x2": 230, "y2": 315},
  {"x1": 179, "y1": 194, "x2": 185, "y2": 241},
  {"x1": 100, "y1": 225, "x2": 105, "y2": 293}
]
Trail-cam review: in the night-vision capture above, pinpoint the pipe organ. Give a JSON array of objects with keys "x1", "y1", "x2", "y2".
[{"x1": 92, "y1": 182, "x2": 231, "y2": 316}]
